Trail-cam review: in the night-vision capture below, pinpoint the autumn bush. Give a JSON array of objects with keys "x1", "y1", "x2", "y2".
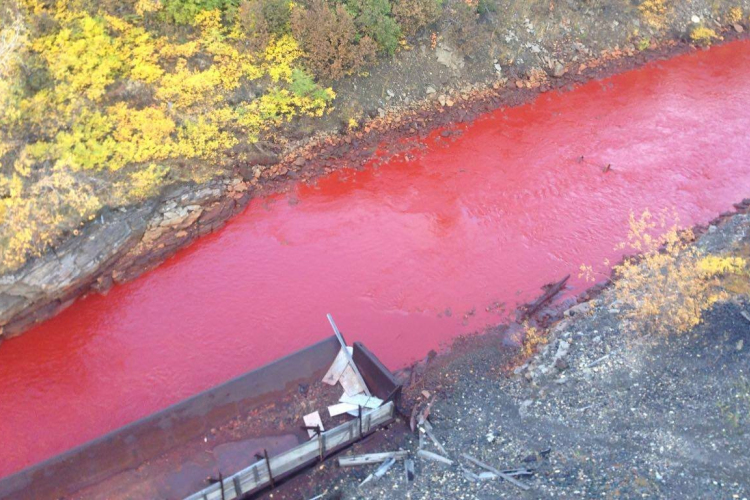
[
  {"x1": 392, "y1": 0, "x2": 441, "y2": 36},
  {"x1": 582, "y1": 210, "x2": 748, "y2": 337},
  {"x1": 291, "y1": 0, "x2": 377, "y2": 80}
]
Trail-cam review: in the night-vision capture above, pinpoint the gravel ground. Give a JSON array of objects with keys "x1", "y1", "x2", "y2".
[{"x1": 320, "y1": 214, "x2": 750, "y2": 499}]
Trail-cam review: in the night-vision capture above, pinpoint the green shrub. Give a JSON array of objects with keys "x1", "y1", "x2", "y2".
[
  {"x1": 291, "y1": 0, "x2": 377, "y2": 79},
  {"x1": 346, "y1": 0, "x2": 401, "y2": 55}
]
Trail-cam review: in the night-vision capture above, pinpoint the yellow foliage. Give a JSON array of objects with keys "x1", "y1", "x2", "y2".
[
  {"x1": 2, "y1": 3, "x2": 337, "y2": 271},
  {"x1": 1, "y1": 169, "x2": 101, "y2": 270},
  {"x1": 608, "y1": 210, "x2": 747, "y2": 336},
  {"x1": 34, "y1": 14, "x2": 126, "y2": 102},
  {"x1": 638, "y1": 0, "x2": 670, "y2": 31},
  {"x1": 690, "y1": 26, "x2": 717, "y2": 46},
  {"x1": 264, "y1": 34, "x2": 302, "y2": 82},
  {"x1": 123, "y1": 163, "x2": 170, "y2": 200},
  {"x1": 728, "y1": 6, "x2": 743, "y2": 24},
  {"x1": 521, "y1": 324, "x2": 548, "y2": 358}
]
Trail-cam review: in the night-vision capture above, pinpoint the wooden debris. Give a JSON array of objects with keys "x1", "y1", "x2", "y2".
[
  {"x1": 421, "y1": 390, "x2": 431, "y2": 399},
  {"x1": 303, "y1": 412, "x2": 324, "y2": 439},
  {"x1": 338, "y1": 451, "x2": 408, "y2": 467},
  {"x1": 404, "y1": 459, "x2": 415, "y2": 482},
  {"x1": 328, "y1": 402, "x2": 359, "y2": 417},
  {"x1": 322, "y1": 347, "x2": 354, "y2": 386},
  {"x1": 417, "y1": 450, "x2": 453, "y2": 465},
  {"x1": 340, "y1": 393, "x2": 383, "y2": 409},
  {"x1": 359, "y1": 457, "x2": 397, "y2": 487},
  {"x1": 462, "y1": 454, "x2": 530, "y2": 491},
  {"x1": 327, "y1": 314, "x2": 371, "y2": 396},
  {"x1": 741, "y1": 310, "x2": 750, "y2": 324},
  {"x1": 421, "y1": 421, "x2": 447, "y2": 455},
  {"x1": 519, "y1": 275, "x2": 570, "y2": 321},
  {"x1": 339, "y1": 366, "x2": 367, "y2": 396}
]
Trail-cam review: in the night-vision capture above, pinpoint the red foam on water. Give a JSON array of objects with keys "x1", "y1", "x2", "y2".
[{"x1": 2, "y1": 40, "x2": 750, "y2": 478}]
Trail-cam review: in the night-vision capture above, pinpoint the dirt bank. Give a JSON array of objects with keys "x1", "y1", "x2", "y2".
[
  {"x1": 1, "y1": 18, "x2": 748, "y2": 341},
  {"x1": 275, "y1": 210, "x2": 750, "y2": 499}
]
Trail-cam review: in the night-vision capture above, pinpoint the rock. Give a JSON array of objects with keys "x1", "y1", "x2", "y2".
[
  {"x1": 565, "y1": 301, "x2": 591, "y2": 317},
  {"x1": 445, "y1": 98, "x2": 454, "y2": 107},
  {"x1": 426, "y1": 86, "x2": 436, "y2": 95},
  {"x1": 737, "y1": 339, "x2": 744, "y2": 351},
  {"x1": 733, "y1": 23, "x2": 744, "y2": 33},
  {"x1": 494, "y1": 63, "x2": 503, "y2": 75},
  {"x1": 377, "y1": 108, "x2": 385, "y2": 118},
  {"x1": 555, "y1": 340, "x2": 570, "y2": 360},
  {"x1": 292, "y1": 156, "x2": 306, "y2": 167},
  {"x1": 518, "y1": 399, "x2": 533, "y2": 418},
  {"x1": 708, "y1": 225, "x2": 717, "y2": 233},
  {"x1": 691, "y1": 15, "x2": 701, "y2": 23},
  {"x1": 555, "y1": 358, "x2": 569, "y2": 370},
  {"x1": 552, "y1": 61, "x2": 565, "y2": 78},
  {"x1": 438, "y1": 95, "x2": 447, "y2": 106},
  {"x1": 435, "y1": 45, "x2": 465, "y2": 72},
  {"x1": 386, "y1": 89, "x2": 395, "y2": 97}
]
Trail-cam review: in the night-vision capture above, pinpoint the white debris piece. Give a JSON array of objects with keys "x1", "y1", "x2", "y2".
[
  {"x1": 303, "y1": 411, "x2": 324, "y2": 438},
  {"x1": 340, "y1": 393, "x2": 384, "y2": 409},
  {"x1": 328, "y1": 402, "x2": 359, "y2": 417}
]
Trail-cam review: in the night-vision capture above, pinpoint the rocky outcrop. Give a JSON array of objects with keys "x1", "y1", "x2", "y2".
[{"x1": 0, "y1": 177, "x2": 250, "y2": 341}]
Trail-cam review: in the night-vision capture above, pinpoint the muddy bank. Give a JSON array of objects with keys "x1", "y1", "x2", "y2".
[
  {"x1": 0, "y1": 24, "x2": 748, "y2": 341},
  {"x1": 278, "y1": 210, "x2": 750, "y2": 499}
]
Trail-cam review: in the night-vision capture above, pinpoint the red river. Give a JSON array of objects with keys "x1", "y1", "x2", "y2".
[{"x1": 2, "y1": 40, "x2": 750, "y2": 478}]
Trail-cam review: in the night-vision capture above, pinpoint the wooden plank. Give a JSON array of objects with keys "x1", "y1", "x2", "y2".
[
  {"x1": 303, "y1": 411, "x2": 324, "y2": 438},
  {"x1": 338, "y1": 365, "x2": 367, "y2": 396},
  {"x1": 359, "y1": 457, "x2": 396, "y2": 487},
  {"x1": 338, "y1": 451, "x2": 408, "y2": 467},
  {"x1": 328, "y1": 403, "x2": 358, "y2": 417},
  {"x1": 417, "y1": 450, "x2": 453, "y2": 465},
  {"x1": 184, "y1": 402, "x2": 395, "y2": 500},
  {"x1": 327, "y1": 314, "x2": 371, "y2": 396},
  {"x1": 404, "y1": 459, "x2": 415, "y2": 482},
  {"x1": 462, "y1": 454, "x2": 530, "y2": 491},
  {"x1": 340, "y1": 393, "x2": 383, "y2": 409},
  {"x1": 322, "y1": 347, "x2": 354, "y2": 386}
]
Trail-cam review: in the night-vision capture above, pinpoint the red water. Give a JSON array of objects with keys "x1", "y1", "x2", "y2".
[{"x1": 3, "y1": 41, "x2": 750, "y2": 478}]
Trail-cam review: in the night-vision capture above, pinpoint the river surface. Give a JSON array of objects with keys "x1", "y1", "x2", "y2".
[{"x1": 2, "y1": 40, "x2": 750, "y2": 478}]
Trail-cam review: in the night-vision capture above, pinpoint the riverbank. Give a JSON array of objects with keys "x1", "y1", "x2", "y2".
[
  {"x1": 2, "y1": 10, "x2": 749, "y2": 340},
  {"x1": 277, "y1": 207, "x2": 750, "y2": 499}
]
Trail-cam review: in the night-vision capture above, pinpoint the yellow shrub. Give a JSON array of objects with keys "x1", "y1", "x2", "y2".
[
  {"x1": 638, "y1": 0, "x2": 670, "y2": 30},
  {"x1": 264, "y1": 34, "x2": 302, "y2": 82},
  {"x1": 690, "y1": 26, "x2": 717, "y2": 46},
  {"x1": 608, "y1": 211, "x2": 746, "y2": 336},
  {"x1": 123, "y1": 163, "x2": 170, "y2": 200},
  {"x1": 728, "y1": 6, "x2": 743, "y2": 24},
  {"x1": 34, "y1": 14, "x2": 126, "y2": 102}
]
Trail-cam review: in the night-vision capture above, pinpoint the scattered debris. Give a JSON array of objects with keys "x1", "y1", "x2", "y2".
[
  {"x1": 741, "y1": 310, "x2": 750, "y2": 324},
  {"x1": 303, "y1": 411, "x2": 324, "y2": 438},
  {"x1": 339, "y1": 393, "x2": 383, "y2": 409},
  {"x1": 417, "y1": 449, "x2": 454, "y2": 465},
  {"x1": 327, "y1": 314, "x2": 371, "y2": 396},
  {"x1": 404, "y1": 458, "x2": 415, "y2": 482},
  {"x1": 462, "y1": 454, "x2": 530, "y2": 491},
  {"x1": 338, "y1": 451, "x2": 408, "y2": 467},
  {"x1": 359, "y1": 457, "x2": 397, "y2": 487},
  {"x1": 328, "y1": 402, "x2": 359, "y2": 417}
]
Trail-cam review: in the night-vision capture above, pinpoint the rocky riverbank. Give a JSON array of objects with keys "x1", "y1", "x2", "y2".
[
  {"x1": 1, "y1": 5, "x2": 749, "y2": 340},
  {"x1": 286, "y1": 210, "x2": 750, "y2": 499}
]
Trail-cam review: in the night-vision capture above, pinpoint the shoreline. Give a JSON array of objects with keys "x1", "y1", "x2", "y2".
[{"x1": 1, "y1": 29, "x2": 748, "y2": 341}]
